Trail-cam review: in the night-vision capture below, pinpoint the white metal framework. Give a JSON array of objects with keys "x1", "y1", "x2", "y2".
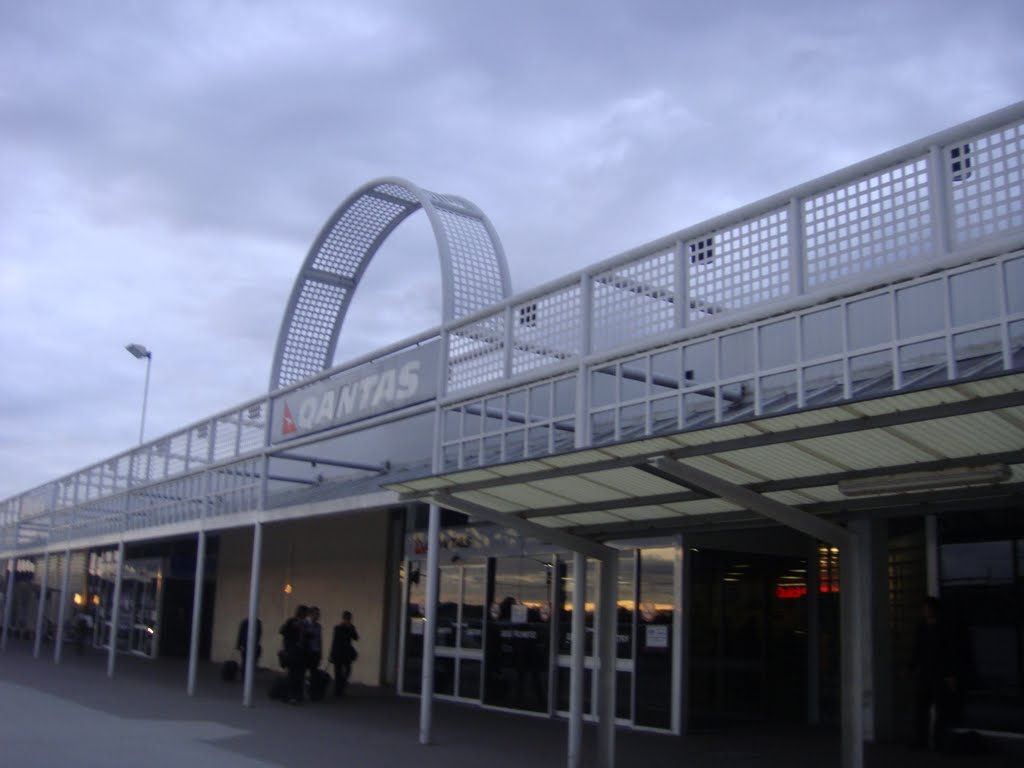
[{"x1": 270, "y1": 177, "x2": 512, "y2": 390}]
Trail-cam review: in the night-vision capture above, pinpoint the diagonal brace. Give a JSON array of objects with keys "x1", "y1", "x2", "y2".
[{"x1": 647, "y1": 457, "x2": 851, "y2": 548}]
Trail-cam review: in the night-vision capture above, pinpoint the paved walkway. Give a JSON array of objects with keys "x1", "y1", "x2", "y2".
[{"x1": 0, "y1": 639, "x2": 1017, "y2": 768}]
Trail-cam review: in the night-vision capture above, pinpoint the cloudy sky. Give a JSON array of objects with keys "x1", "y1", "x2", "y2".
[{"x1": 1, "y1": 0, "x2": 1021, "y2": 500}]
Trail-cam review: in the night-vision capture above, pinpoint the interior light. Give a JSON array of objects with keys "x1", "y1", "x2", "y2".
[
  {"x1": 837, "y1": 464, "x2": 1010, "y2": 497},
  {"x1": 284, "y1": 583, "x2": 293, "y2": 595},
  {"x1": 73, "y1": 593, "x2": 83, "y2": 606}
]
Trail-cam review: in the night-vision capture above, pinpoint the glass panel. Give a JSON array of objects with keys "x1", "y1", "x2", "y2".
[
  {"x1": 760, "y1": 370, "x2": 798, "y2": 414},
  {"x1": 683, "y1": 391, "x2": 716, "y2": 428},
  {"x1": 462, "y1": 566, "x2": 486, "y2": 650},
  {"x1": 527, "y1": 425, "x2": 550, "y2": 456},
  {"x1": 899, "y1": 339, "x2": 948, "y2": 387},
  {"x1": 620, "y1": 357, "x2": 648, "y2": 401},
  {"x1": 485, "y1": 395, "x2": 505, "y2": 428},
  {"x1": 651, "y1": 348, "x2": 682, "y2": 396},
  {"x1": 529, "y1": 383, "x2": 552, "y2": 422},
  {"x1": 505, "y1": 430, "x2": 525, "y2": 461},
  {"x1": 443, "y1": 410, "x2": 460, "y2": 442},
  {"x1": 507, "y1": 390, "x2": 527, "y2": 421},
  {"x1": 442, "y1": 445, "x2": 459, "y2": 472},
  {"x1": 941, "y1": 541, "x2": 1013, "y2": 585},
  {"x1": 553, "y1": 377, "x2": 576, "y2": 417},
  {"x1": 683, "y1": 340, "x2": 715, "y2": 385},
  {"x1": 618, "y1": 403, "x2": 646, "y2": 440},
  {"x1": 954, "y1": 326, "x2": 1003, "y2": 378},
  {"x1": 482, "y1": 435, "x2": 503, "y2": 464},
  {"x1": 847, "y1": 293, "x2": 892, "y2": 350},
  {"x1": 1006, "y1": 256, "x2": 1024, "y2": 313},
  {"x1": 850, "y1": 350, "x2": 893, "y2": 397},
  {"x1": 461, "y1": 439, "x2": 480, "y2": 468},
  {"x1": 463, "y1": 405, "x2": 482, "y2": 436},
  {"x1": 485, "y1": 556, "x2": 553, "y2": 712},
  {"x1": 803, "y1": 361, "x2": 844, "y2": 406},
  {"x1": 590, "y1": 409, "x2": 615, "y2": 446},
  {"x1": 636, "y1": 546, "x2": 674, "y2": 729},
  {"x1": 802, "y1": 306, "x2": 842, "y2": 360},
  {"x1": 458, "y1": 659, "x2": 482, "y2": 699},
  {"x1": 720, "y1": 329, "x2": 754, "y2": 378},
  {"x1": 897, "y1": 280, "x2": 945, "y2": 338},
  {"x1": 951, "y1": 266, "x2": 999, "y2": 326},
  {"x1": 650, "y1": 395, "x2": 679, "y2": 435},
  {"x1": 720, "y1": 380, "x2": 754, "y2": 422},
  {"x1": 1012, "y1": 320, "x2": 1024, "y2": 369},
  {"x1": 759, "y1": 319, "x2": 796, "y2": 370},
  {"x1": 553, "y1": 420, "x2": 576, "y2": 453},
  {"x1": 436, "y1": 569, "x2": 460, "y2": 647},
  {"x1": 590, "y1": 366, "x2": 617, "y2": 408}
]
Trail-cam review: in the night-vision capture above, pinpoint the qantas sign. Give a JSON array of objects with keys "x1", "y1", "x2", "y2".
[{"x1": 270, "y1": 342, "x2": 439, "y2": 443}]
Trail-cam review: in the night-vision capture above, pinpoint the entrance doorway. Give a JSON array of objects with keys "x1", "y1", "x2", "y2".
[{"x1": 689, "y1": 549, "x2": 810, "y2": 726}]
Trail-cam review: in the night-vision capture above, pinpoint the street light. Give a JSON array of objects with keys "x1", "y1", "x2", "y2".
[{"x1": 125, "y1": 343, "x2": 152, "y2": 445}]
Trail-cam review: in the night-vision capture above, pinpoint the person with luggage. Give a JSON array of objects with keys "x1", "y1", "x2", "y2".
[{"x1": 329, "y1": 610, "x2": 359, "y2": 697}]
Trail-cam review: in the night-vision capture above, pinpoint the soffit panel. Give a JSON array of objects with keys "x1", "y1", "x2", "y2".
[
  {"x1": 613, "y1": 505, "x2": 686, "y2": 521},
  {"x1": 581, "y1": 467, "x2": 686, "y2": 497},
  {"x1": 678, "y1": 455, "x2": 765, "y2": 485},
  {"x1": 891, "y1": 411, "x2": 1024, "y2": 457},
  {"x1": 663, "y1": 498, "x2": 744, "y2": 515},
  {"x1": 712, "y1": 444, "x2": 846, "y2": 480},
  {"x1": 559, "y1": 510, "x2": 633, "y2": 526},
  {"x1": 529, "y1": 475, "x2": 630, "y2": 504},
  {"x1": 470, "y1": 484, "x2": 574, "y2": 509},
  {"x1": 453, "y1": 489, "x2": 527, "y2": 513}
]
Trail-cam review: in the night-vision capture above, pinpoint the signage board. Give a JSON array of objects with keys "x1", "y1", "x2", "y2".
[{"x1": 270, "y1": 342, "x2": 439, "y2": 443}]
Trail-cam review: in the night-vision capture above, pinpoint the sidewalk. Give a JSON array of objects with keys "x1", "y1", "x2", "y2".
[{"x1": 0, "y1": 639, "x2": 1017, "y2": 768}]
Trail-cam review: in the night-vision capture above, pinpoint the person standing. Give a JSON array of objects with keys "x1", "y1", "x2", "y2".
[
  {"x1": 329, "y1": 610, "x2": 359, "y2": 697},
  {"x1": 280, "y1": 605, "x2": 308, "y2": 704}
]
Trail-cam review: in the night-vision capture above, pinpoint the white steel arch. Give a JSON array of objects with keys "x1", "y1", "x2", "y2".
[{"x1": 270, "y1": 177, "x2": 512, "y2": 390}]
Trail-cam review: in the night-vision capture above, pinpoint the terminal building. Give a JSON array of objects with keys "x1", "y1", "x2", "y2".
[{"x1": 2, "y1": 102, "x2": 1023, "y2": 768}]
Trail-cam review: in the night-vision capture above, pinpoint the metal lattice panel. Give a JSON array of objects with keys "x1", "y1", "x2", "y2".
[
  {"x1": 688, "y1": 208, "x2": 791, "y2": 323},
  {"x1": 511, "y1": 284, "x2": 583, "y2": 376},
  {"x1": 271, "y1": 177, "x2": 511, "y2": 390},
  {"x1": 448, "y1": 311, "x2": 507, "y2": 393},
  {"x1": 804, "y1": 161, "x2": 932, "y2": 289},
  {"x1": 592, "y1": 248, "x2": 676, "y2": 352},
  {"x1": 948, "y1": 120, "x2": 1024, "y2": 247}
]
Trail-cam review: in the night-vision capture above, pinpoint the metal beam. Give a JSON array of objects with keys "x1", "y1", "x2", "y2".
[
  {"x1": 646, "y1": 458, "x2": 851, "y2": 548},
  {"x1": 271, "y1": 452, "x2": 389, "y2": 473},
  {"x1": 430, "y1": 492, "x2": 614, "y2": 561}
]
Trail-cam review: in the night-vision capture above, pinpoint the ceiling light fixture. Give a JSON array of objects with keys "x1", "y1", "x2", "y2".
[{"x1": 837, "y1": 464, "x2": 1011, "y2": 497}]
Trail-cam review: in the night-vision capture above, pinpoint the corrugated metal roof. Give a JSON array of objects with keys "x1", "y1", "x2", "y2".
[{"x1": 395, "y1": 375, "x2": 1024, "y2": 537}]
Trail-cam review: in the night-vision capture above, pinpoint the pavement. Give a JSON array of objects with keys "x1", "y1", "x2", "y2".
[{"x1": 0, "y1": 639, "x2": 1019, "y2": 768}]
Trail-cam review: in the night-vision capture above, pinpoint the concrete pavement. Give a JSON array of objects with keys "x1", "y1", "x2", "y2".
[{"x1": 0, "y1": 639, "x2": 1018, "y2": 768}]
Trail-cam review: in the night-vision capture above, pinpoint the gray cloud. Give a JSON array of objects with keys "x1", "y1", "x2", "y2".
[{"x1": 1, "y1": 0, "x2": 1022, "y2": 497}]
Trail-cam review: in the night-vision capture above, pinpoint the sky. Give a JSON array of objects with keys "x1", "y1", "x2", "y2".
[{"x1": 1, "y1": 0, "x2": 1022, "y2": 500}]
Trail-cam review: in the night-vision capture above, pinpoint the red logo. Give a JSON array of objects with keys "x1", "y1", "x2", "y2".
[{"x1": 282, "y1": 404, "x2": 297, "y2": 435}]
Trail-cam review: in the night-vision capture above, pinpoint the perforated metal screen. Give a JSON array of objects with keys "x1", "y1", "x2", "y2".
[{"x1": 271, "y1": 178, "x2": 511, "y2": 390}]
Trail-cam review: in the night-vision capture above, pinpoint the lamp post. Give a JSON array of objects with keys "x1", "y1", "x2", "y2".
[{"x1": 125, "y1": 343, "x2": 152, "y2": 445}]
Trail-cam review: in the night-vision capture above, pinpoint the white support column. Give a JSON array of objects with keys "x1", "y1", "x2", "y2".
[
  {"x1": 186, "y1": 529, "x2": 207, "y2": 696},
  {"x1": 242, "y1": 521, "x2": 263, "y2": 707},
  {"x1": 568, "y1": 552, "x2": 586, "y2": 768},
  {"x1": 54, "y1": 547, "x2": 71, "y2": 663},
  {"x1": 419, "y1": 502, "x2": 441, "y2": 745},
  {"x1": 33, "y1": 549, "x2": 51, "y2": 658},
  {"x1": 840, "y1": 532, "x2": 865, "y2": 768},
  {"x1": 107, "y1": 541, "x2": 125, "y2": 678},
  {"x1": 672, "y1": 534, "x2": 686, "y2": 735},
  {"x1": 597, "y1": 553, "x2": 617, "y2": 768},
  {"x1": 1, "y1": 557, "x2": 15, "y2": 650}
]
